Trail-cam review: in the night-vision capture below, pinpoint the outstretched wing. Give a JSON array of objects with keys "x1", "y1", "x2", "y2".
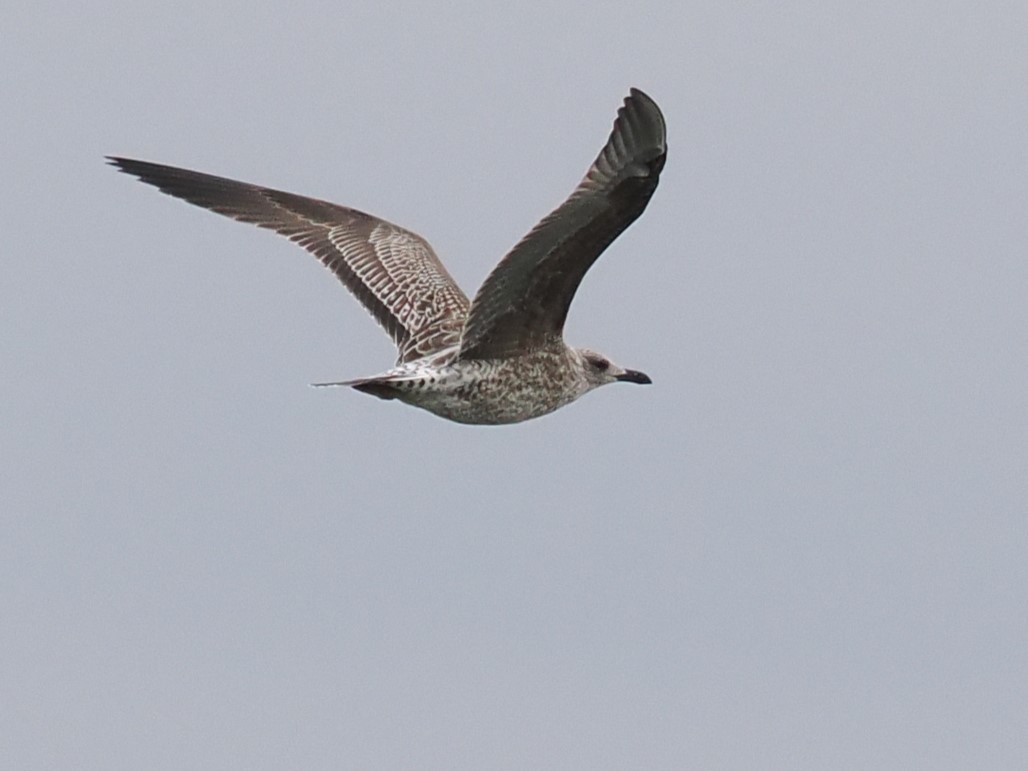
[
  {"x1": 458, "y1": 88, "x2": 666, "y2": 361},
  {"x1": 108, "y1": 158, "x2": 470, "y2": 363}
]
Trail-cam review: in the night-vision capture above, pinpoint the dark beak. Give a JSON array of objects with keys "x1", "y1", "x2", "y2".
[{"x1": 616, "y1": 369, "x2": 652, "y2": 385}]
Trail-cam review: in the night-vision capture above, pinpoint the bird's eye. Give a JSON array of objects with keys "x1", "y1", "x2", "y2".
[{"x1": 591, "y1": 357, "x2": 610, "y2": 372}]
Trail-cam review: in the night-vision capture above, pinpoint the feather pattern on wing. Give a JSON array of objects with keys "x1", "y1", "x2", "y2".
[{"x1": 107, "y1": 157, "x2": 470, "y2": 363}]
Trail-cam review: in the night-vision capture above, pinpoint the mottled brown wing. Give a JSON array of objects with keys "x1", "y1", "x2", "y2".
[
  {"x1": 108, "y1": 157, "x2": 470, "y2": 363},
  {"x1": 458, "y1": 88, "x2": 666, "y2": 361}
]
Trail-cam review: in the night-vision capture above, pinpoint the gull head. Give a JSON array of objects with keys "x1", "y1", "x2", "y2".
[{"x1": 576, "y1": 348, "x2": 652, "y2": 390}]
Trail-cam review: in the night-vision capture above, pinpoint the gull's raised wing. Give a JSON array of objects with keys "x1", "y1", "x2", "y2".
[{"x1": 458, "y1": 88, "x2": 666, "y2": 361}]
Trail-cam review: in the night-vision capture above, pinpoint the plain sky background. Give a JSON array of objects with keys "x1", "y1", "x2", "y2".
[{"x1": 3, "y1": 2, "x2": 1027, "y2": 769}]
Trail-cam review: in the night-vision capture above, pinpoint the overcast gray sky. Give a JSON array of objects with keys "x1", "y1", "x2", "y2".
[{"x1": 4, "y1": 2, "x2": 1027, "y2": 769}]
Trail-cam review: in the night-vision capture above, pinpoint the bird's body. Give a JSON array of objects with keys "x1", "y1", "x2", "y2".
[
  {"x1": 337, "y1": 343, "x2": 620, "y2": 425},
  {"x1": 110, "y1": 89, "x2": 666, "y2": 424}
]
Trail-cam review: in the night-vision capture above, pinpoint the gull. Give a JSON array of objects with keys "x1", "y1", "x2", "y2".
[{"x1": 108, "y1": 88, "x2": 666, "y2": 424}]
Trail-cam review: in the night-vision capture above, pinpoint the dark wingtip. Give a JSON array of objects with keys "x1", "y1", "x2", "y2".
[
  {"x1": 106, "y1": 156, "x2": 151, "y2": 181},
  {"x1": 627, "y1": 87, "x2": 656, "y2": 107},
  {"x1": 106, "y1": 156, "x2": 151, "y2": 178},
  {"x1": 616, "y1": 88, "x2": 667, "y2": 173}
]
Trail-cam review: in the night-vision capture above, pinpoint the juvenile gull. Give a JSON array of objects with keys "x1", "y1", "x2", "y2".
[{"x1": 108, "y1": 88, "x2": 666, "y2": 424}]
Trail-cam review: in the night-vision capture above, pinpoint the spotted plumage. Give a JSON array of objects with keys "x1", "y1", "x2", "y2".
[{"x1": 109, "y1": 88, "x2": 666, "y2": 424}]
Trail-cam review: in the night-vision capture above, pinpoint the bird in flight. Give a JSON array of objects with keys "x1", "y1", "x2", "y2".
[{"x1": 109, "y1": 88, "x2": 666, "y2": 424}]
